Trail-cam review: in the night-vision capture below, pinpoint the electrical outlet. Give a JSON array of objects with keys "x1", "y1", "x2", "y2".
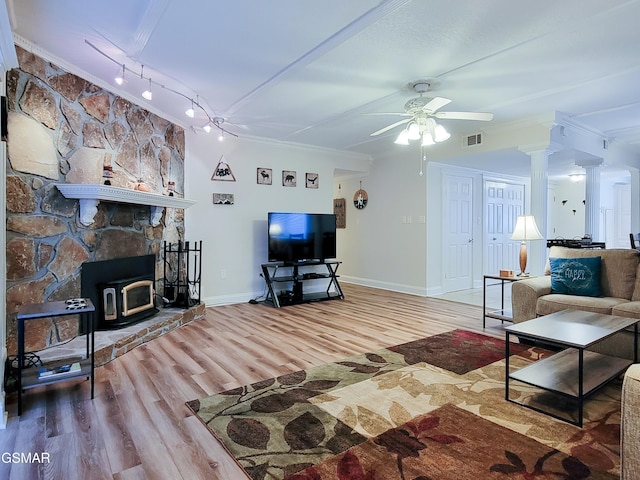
[{"x1": 220, "y1": 269, "x2": 227, "y2": 279}]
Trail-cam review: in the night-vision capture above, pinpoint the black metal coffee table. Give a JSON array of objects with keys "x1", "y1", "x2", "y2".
[{"x1": 505, "y1": 309, "x2": 638, "y2": 426}]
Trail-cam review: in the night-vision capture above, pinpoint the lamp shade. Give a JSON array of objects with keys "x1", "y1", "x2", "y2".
[
  {"x1": 510, "y1": 215, "x2": 543, "y2": 241},
  {"x1": 421, "y1": 132, "x2": 435, "y2": 146},
  {"x1": 394, "y1": 129, "x2": 410, "y2": 145},
  {"x1": 407, "y1": 123, "x2": 421, "y2": 140},
  {"x1": 433, "y1": 124, "x2": 451, "y2": 142}
]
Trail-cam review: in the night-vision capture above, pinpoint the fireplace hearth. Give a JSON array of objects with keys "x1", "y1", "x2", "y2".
[{"x1": 81, "y1": 255, "x2": 159, "y2": 331}]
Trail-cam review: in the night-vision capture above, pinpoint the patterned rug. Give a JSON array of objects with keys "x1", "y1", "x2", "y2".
[{"x1": 186, "y1": 329, "x2": 621, "y2": 480}]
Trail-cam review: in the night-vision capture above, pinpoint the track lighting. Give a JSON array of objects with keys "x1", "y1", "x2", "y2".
[
  {"x1": 84, "y1": 40, "x2": 239, "y2": 139},
  {"x1": 142, "y1": 77, "x2": 153, "y2": 100},
  {"x1": 115, "y1": 64, "x2": 125, "y2": 85},
  {"x1": 185, "y1": 100, "x2": 195, "y2": 118}
]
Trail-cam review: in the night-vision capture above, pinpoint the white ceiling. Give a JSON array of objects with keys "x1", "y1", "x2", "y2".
[{"x1": 7, "y1": 0, "x2": 640, "y2": 178}]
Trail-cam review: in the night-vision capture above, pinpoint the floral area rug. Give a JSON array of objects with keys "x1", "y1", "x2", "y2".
[{"x1": 186, "y1": 329, "x2": 621, "y2": 480}]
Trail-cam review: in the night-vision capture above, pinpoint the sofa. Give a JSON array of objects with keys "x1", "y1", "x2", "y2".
[
  {"x1": 622, "y1": 364, "x2": 640, "y2": 479},
  {"x1": 511, "y1": 246, "x2": 640, "y2": 360},
  {"x1": 512, "y1": 246, "x2": 640, "y2": 477}
]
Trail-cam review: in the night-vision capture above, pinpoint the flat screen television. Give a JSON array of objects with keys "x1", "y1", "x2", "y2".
[{"x1": 268, "y1": 212, "x2": 337, "y2": 263}]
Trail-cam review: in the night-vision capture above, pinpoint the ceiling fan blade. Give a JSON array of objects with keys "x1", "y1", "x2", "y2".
[
  {"x1": 423, "y1": 97, "x2": 452, "y2": 113},
  {"x1": 370, "y1": 118, "x2": 411, "y2": 136},
  {"x1": 363, "y1": 112, "x2": 412, "y2": 116},
  {"x1": 434, "y1": 111, "x2": 494, "y2": 121}
]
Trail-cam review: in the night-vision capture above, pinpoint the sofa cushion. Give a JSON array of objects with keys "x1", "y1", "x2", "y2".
[
  {"x1": 547, "y1": 247, "x2": 639, "y2": 299},
  {"x1": 536, "y1": 294, "x2": 629, "y2": 317},
  {"x1": 613, "y1": 301, "x2": 640, "y2": 320},
  {"x1": 632, "y1": 263, "x2": 640, "y2": 302},
  {"x1": 550, "y1": 256, "x2": 602, "y2": 296}
]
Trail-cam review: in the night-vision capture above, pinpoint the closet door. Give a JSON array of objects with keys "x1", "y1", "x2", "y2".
[
  {"x1": 485, "y1": 180, "x2": 524, "y2": 274},
  {"x1": 443, "y1": 174, "x2": 473, "y2": 292}
]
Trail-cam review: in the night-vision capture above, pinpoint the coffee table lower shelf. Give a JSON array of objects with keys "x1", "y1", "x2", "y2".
[{"x1": 507, "y1": 348, "x2": 632, "y2": 426}]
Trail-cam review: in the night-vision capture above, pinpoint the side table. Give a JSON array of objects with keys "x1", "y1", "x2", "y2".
[
  {"x1": 17, "y1": 299, "x2": 95, "y2": 415},
  {"x1": 483, "y1": 274, "x2": 529, "y2": 327}
]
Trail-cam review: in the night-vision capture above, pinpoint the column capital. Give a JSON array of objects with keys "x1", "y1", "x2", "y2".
[
  {"x1": 575, "y1": 157, "x2": 604, "y2": 168},
  {"x1": 517, "y1": 144, "x2": 561, "y2": 158}
]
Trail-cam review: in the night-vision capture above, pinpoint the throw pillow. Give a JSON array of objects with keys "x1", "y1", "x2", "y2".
[{"x1": 549, "y1": 256, "x2": 602, "y2": 297}]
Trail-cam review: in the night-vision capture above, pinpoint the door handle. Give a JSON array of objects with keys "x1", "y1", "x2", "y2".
[{"x1": 468, "y1": 238, "x2": 473, "y2": 243}]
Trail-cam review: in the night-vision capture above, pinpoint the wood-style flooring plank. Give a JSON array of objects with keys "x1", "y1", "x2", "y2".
[{"x1": 5, "y1": 284, "x2": 499, "y2": 479}]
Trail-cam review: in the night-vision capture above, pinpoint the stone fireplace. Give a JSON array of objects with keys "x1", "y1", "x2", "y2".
[{"x1": 5, "y1": 46, "x2": 196, "y2": 358}]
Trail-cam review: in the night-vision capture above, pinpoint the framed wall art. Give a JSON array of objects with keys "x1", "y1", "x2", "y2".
[
  {"x1": 282, "y1": 170, "x2": 296, "y2": 187},
  {"x1": 257, "y1": 167, "x2": 272, "y2": 185},
  {"x1": 211, "y1": 155, "x2": 236, "y2": 181},
  {"x1": 305, "y1": 173, "x2": 319, "y2": 189},
  {"x1": 354, "y1": 187, "x2": 368, "y2": 210},
  {"x1": 212, "y1": 193, "x2": 234, "y2": 205},
  {"x1": 333, "y1": 198, "x2": 346, "y2": 228}
]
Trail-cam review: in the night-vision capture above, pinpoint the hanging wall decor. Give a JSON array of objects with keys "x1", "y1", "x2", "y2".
[
  {"x1": 282, "y1": 170, "x2": 297, "y2": 187},
  {"x1": 333, "y1": 198, "x2": 346, "y2": 228},
  {"x1": 211, "y1": 155, "x2": 236, "y2": 181},
  {"x1": 305, "y1": 173, "x2": 319, "y2": 189},
  {"x1": 257, "y1": 168, "x2": 272, "y2": 185},
  {"x1": 213, "y1": 193, "x2": 234, "y2": 205},
  {"x1": 353, "y1": 181, "x2": 368, "y2": 210}
]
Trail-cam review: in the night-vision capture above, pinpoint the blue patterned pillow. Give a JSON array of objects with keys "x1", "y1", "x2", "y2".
[{"x1": 549, "y1": 257, "x2": 602, "y2": 297}]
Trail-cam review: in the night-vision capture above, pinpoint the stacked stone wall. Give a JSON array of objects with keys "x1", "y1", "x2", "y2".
[{"x1": 5, "y1": 46, "x2": 186, "y2": 355}]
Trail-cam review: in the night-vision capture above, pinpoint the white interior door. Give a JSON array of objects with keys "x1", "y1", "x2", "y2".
[
  {"x1": 443, "y1": 174, "x2": 473, "y2": 292},
  {"x1": 485, "y1": 181, "x2": 524, "y2": 274}
]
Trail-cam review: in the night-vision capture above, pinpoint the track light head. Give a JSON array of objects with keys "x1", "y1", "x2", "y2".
[
  {"x1": 115, "y1": 64, "x2": 125, "y2": 85},
  {"x1": 142, "y1": 76, "x2": 152, "y2": 100}
]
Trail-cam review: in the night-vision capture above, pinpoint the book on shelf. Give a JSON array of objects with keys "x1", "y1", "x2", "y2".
[{"x1": 38, "y1": 362, "x2": 81, "y2": 379}]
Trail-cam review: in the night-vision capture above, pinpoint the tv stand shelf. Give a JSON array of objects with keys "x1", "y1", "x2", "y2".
[{"x1": 261, "y1": 261, "x2": 344, "y2": 308}]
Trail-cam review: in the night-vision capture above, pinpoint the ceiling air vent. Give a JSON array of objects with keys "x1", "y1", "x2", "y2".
[{"x1": 464, "y1": 133, "x2": 482, "y2": 147}]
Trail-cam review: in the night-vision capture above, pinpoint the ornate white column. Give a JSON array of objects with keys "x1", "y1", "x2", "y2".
[
  {"x1": 525, "y1": 148, "x2": 553, "y2": 275},
  {"x1": 576, "y1": 158, "x2": 604, "y2": 241}
]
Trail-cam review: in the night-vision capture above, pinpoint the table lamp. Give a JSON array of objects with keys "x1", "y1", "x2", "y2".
[{"x1": 510, "y1": 215, "x2": 543, "y2": 276}]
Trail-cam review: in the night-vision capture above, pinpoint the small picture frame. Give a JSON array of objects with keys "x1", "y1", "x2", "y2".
[
  {"x1": 257, "y1": 168, "x2": 272, "y2": 185},
  {"x1": 333, "y1": 198, "x2": 346, "y2": 228},
  {"x1": 213, "y1": 193, "x2": 234, "y2": 205},
  {"x1": 282, "y1": 170, "x2": 297, "y2": 187},
  {"x1": 305, "y1": 173, "x2": 319, "y2": 189}
]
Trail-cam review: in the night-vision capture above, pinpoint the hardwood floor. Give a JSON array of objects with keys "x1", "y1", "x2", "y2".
[{"x1": 1, "y1": 284, "x2": 508, "y2": 480}]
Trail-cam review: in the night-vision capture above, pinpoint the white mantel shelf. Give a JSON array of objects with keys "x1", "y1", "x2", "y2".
[{"x1": 56, "y1": 183, "x2": 196, "y2": 226}]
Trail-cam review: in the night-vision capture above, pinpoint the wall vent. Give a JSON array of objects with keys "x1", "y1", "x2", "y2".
[{"x1": 464, "y1": 133, "x2": 482, "y2": 147}]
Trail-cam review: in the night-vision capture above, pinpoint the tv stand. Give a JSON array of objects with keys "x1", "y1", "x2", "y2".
[{"x1": 261, "y1": 260, "x2": 344, "y2": 308}]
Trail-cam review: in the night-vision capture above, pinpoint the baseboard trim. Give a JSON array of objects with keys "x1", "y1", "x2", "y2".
[{"x1": 340, "y1": 276, "x2": 427, "y2": 297}]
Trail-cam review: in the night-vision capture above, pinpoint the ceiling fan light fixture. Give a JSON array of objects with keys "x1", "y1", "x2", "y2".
[
  {"x1": 421, "y1": 132, "x2": 435, "y2": 146},
  {"x1": 434, "y1": 124, "x2": 450, "y2": 142},
  {"x1": 394, "y1": 129, "x2": 410, "y2": 145},
  {"x1": 407, "y1": 123, "x2": 421, "y2": 140}
]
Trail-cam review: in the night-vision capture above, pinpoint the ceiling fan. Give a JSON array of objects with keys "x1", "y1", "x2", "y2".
[{"x1": 369, "y1": 81, "x2": 494, "y2": 145}]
